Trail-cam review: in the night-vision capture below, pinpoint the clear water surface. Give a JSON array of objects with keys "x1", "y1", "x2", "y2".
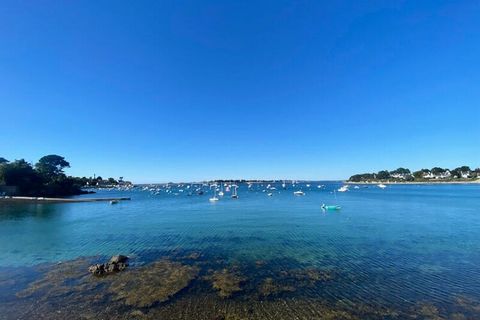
[{"x1": 1, "y1": 182, "x2": 480, "y2": 318}]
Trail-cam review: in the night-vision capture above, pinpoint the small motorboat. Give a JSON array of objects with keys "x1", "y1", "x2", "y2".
[
  {"x1": 338, "y1": 185, "x2": 349, "y2": 192},
  {"x1": 110, "y1": 200, "x2": 119, "y2": 205},
  {"x1": 293, "y1": 190, "x2": 305, "y2": 196},
  {"x1": 378, "y1": 184, "x2": 387, "y2": 189},
  {"x1": 321, "y1": 204, "x2": 341, "y2": 211},
  {"x1": 267, "y1": 192, "x2": 273, "y2": 197}
]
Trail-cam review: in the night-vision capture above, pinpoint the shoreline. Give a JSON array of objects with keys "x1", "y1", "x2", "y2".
[
  {"x1": 0, "y1": 196, "x2": 131, "y2": 203},
  {"x1": 344, "y1": 180, "x2": 480, "y2": 185}
]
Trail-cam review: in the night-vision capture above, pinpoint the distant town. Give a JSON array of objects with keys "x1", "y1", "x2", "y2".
[{"x1": 348, "y1": 166, "x2": 480, "y2": 183}]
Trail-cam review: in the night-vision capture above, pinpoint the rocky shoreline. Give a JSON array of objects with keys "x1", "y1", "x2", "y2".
[{"x1": 2, "y1": 251, "x2": 479, "y2": 319}]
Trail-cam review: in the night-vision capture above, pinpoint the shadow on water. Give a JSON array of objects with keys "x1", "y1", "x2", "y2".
[{"x1": 0, "y1": 203, "x2": 64, "y2": 221}]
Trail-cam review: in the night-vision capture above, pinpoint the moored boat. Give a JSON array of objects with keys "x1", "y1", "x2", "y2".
[{"x1": 321, "y1": 204, "x2": 341, "y2": 210}]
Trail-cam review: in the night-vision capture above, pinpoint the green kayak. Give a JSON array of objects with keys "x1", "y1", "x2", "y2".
[{"x1": 321, "y1": 204, "x2": 341, "y2": 210}]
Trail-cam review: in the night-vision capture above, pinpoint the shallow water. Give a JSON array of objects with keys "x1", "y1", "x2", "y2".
[{"x1": 1, "y1": 182, "x2": 480, "y2": 319}]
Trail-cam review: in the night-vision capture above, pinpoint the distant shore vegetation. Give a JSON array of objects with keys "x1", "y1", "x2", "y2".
[
  {"x1": 0, "y1": 155, "x2": 129, "y2": 197},
  {"x1": 348, "y1": 166, "x2": 480, "y2": 183}
]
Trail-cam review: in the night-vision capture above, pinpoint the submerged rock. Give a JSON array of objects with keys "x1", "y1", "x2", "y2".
[
  {"x1": 454, "y1": 295, "x2": 480, "y2": 314},
  {"x1": 206, "y1": 268, "x2": 246, "y2": 298},
  {"x1": 185, "y1": 252, "x2": 201, "y2": 260},
  {"x1": 411, "y1": 302, "x2": 445, "y2": 320},
  {"x1": 109, "y1": 259, "x2": 199, "y2": 307},
  {"x1": 284, "y1": 267, "x2": 334, "y2": 287},
  {"x1": 16, "y1": 258, "x2": 103, "y2": 299},
  {"x1": 258, "y1": 277, "x2": 295, "y2": 297},
  {"x1": 88, "y1": 255, "x2": 129, "y2": 276}
]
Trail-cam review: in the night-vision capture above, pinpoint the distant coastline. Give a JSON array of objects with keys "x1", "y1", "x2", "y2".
[
  {"x1": 348, "y1": 166, "x2": 480, "y2": 185},
  {"x1": 344, "y1": 180, "x2": 480, "y2": 185}
]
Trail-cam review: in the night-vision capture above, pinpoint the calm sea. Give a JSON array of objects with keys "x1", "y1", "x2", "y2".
[{"x1": 1, "y1": 182, "x2": 480, "y2": 319}]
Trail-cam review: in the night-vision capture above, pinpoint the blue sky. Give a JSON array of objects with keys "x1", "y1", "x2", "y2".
[{"x1": 1, "y1": 0, "x2": 479, "y2": 183}]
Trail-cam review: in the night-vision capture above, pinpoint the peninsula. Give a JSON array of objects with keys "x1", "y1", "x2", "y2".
[
  {"x1": 347, "y1": 166, "x2": 480, "y2": 184},
  {"x1": 0, "y1": 154, "x2": 130, "y2": 197}
]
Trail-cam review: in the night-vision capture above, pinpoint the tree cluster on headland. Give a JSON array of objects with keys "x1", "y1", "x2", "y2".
[
  {"x1": 348, "y1": 166, "x2": 480, "y2": 183},
  {"x1": 0, "y1": 155, "x2": 127, "y2": 197}
]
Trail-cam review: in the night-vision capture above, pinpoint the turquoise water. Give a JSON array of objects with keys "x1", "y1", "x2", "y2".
[{"x1": 1, "y1": 182, "x2": 480, "y2": 318}]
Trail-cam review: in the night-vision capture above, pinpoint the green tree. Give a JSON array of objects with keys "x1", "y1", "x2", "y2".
[
  {"x1": 0, "y1": 157, "x2": 8, "y2": 164},
  {"x1": 431, "y1": 167, "x2": 446, "y2": 175},
  {"x1": 457, "y1": 166, "x2": 471, "y2": 173},
  {"x1": 35, "y1": 155, "x2": 70, "y2": 179},
  {"x1": 376, "y1": 170, "x2": 391, "y2": 180},
  {"x1": 348, "y1": 173, "x2": 375, "y2": 182},
  {"x1": 450, "y1": 168, "x2": 460, "y2": 178},
  {"x1": 413, "y1": 170, "x2": 424, "y2": 179},
  {"x1": 390, "y1": 167, "x2": 410, "y2": 175},
  {"x1": 0, "y1": 159, "x2": 43, "y2": 195}
]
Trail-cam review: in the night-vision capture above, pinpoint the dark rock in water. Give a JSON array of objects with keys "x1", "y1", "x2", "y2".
[
  {"x1": 88, "y1": 264, "x2": 105, "y2": 276},
  {"x1": 110, "y1": 255, "x2": 128, "y2": 264},
  {"x1": 88, "y1": 255, "x2": 129, "y2": 276}
]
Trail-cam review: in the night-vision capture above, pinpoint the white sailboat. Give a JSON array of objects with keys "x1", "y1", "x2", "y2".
[
  {"x1": 209, "y1": 188, "x2": 219, "y2": 202},
  {"x1": 218, "y1": 184, "x2": 224, "y2": 196},
  {"x1": 231, "y1": 186, "x2": 239, "y2": 199}
]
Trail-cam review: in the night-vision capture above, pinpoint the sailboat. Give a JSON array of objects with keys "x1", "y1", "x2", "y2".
[
  {"x1": 209, "y1": 188, "x2": 219, "y2": 202},
  {"x1": 231, "y1": 186, "x2": 239, "y2": 199},
  {"x1": 218, "y1": 184, "x2": 224, "y2": 197}
]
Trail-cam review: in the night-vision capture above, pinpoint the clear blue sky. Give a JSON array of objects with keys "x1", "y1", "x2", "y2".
[{"x1": 1, "y1": 0, "x2": 479, "y2": 183}]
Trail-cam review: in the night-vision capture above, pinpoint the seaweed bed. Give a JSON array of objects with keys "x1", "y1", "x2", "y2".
[{"x1": 1, "y1": 250, "x2": 480, "y2": 319}]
